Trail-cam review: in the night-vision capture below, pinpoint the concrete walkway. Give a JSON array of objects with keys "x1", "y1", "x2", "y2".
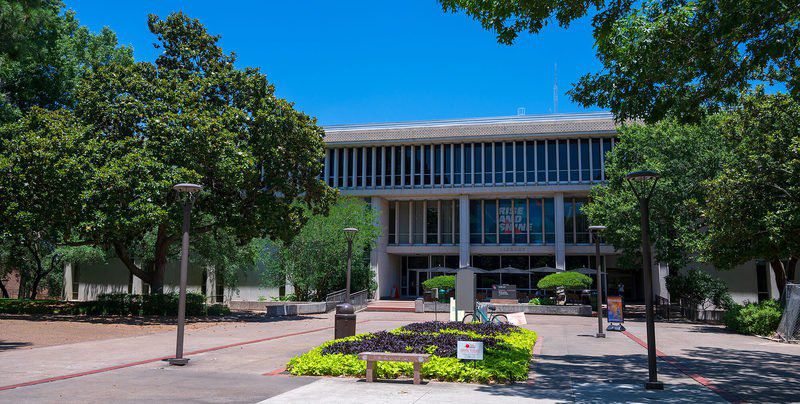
[{"x1": 1, "y1": 312, "x2": 799, "y2": 402}]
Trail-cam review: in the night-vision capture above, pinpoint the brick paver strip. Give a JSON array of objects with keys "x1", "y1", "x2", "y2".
[
  {"x1": 0, "y1": 320, "x2": 373, "y2": 392},
  {"x1": 622, "y1": 330, "x2": 741, "y2": 403}
]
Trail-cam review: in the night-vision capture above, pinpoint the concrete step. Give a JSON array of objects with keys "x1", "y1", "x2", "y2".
[{"x1": 365, "y1": 300, "x2": 416, "y2": 312}]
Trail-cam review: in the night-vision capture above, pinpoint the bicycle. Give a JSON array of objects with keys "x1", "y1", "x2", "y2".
[{"x1": 461, "y1": 302, "x2": 508, "y2": 324}]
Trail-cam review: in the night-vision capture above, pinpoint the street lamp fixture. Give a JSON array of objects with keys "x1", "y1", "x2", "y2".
[
  {"x1": 625, "y1": 170, "x2": 664, "y2": 390},
  {"x1": 167, "y1": 182, "x2": 202, "y2": 366},
  {"x1": 335, "y1": 227, "x2": 359, "y2": 340},
  {"x1": 588, "y1": 225, "x2": 606, "y2": 338},
  {"x1": 343, "y1": 227, "x2": 358, "y2": 303}
]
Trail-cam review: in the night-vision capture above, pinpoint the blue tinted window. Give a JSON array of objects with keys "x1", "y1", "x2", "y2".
[
  {"x1": 464, "y1": 144, "x2": 472, "y2": 184},
  {"x1": 484, "y1": 200, "x2": 497, "y2": 243},
  {"x1": 454, "y1": 144, "x2": 462, "y2": 185},
  {"x1": 494, "y1": 143, "x2": 503, "y2": 183},
  {"x1": 470, "y1": 200, "x2": 482, "y2": 243},
  {"x1": 547, "y1": 141, "x2": 557, "y2": 182},
  {"x1": 474, "y1": 144, "x2": 483, "y2": 184},
  {"x1": 499, "y1": 199, "x2": 512, "y2": 244},
  {"x1": 529, "y1": 198, "x2": 543, "y2": 244}
]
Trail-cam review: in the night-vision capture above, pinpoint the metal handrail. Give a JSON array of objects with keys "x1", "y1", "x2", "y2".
[
  {"x1": 350, "y1": 289, "x2": 370, "y2": 310},
  {"x1": 325, "y1": 289, "x2": 347, "y2": 311}
]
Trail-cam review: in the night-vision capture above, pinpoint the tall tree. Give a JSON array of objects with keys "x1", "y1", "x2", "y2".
[
  {"x1": 583, "y1": 117, "x2": 727, "y2": 271},
  {"x1": 704, "y1": 93, "x2": 800, "y2": 293},
  {"x1": 0, "y1": 0, "x2": 133, "y2": 124},
  {"x1": 72, "y1": 13, "x2": 335, "y2": 292},
  {"x1": 261, "y1": 198, "x2": 380, "y2": 301},
  {"x1": 0, "y1": 107, "x2": 102, "y2": 298},
  {"x1": 439, "y1": 0, "x2": 800, "y2": 122}
]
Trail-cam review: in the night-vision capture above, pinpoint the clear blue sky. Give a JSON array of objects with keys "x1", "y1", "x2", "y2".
[{"x1": 65, "y1": 1, "x2": 603, "y2": 125}]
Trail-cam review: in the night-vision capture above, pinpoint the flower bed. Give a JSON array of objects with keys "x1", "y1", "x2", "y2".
[{"x1": 287, "y1": 321, "x2": 537, "y2": 383}]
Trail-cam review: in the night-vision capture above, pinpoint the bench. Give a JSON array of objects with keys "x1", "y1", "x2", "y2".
[{"x1": 357, "y1": 352, "x2": 431, "y2": 384}]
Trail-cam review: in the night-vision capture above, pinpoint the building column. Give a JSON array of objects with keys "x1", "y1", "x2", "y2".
[
  {"x1": 370, "y1": 197, "x2": 390, "y2": 300},
  {"x1": 459, "y1": 195, "x2": 470, "y2": 268},
  {"x1": 205, "y1": 266, "x2": 217, "y2": 303},
  {"x1": 63, "y1": 262, "x2": 74, "y2": 300},
  {"x1": 131, "y1": 274, "x2": 144, "y2": 295},
  {"x1": 554, "y1": 192, "x2": 566, "y2": 270}
]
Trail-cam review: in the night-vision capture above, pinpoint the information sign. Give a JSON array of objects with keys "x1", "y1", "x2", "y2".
[
  {"x1": 457, "y1": 341, "x2": 484, "y2": 360},
  {"x1": 506, "y1": 312, "x2": 527, "y2": 325},
  {"x1": 607, "y1": 295, "x2": 624, "y2": 323}
]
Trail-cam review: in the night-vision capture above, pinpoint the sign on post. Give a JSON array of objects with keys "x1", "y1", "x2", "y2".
[{"x1": 457, "y1": 341, "x2": 484, "y2": 360}]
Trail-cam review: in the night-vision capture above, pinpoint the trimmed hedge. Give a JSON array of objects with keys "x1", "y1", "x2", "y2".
[
  {"x1": 422, "y1": 275, "x2": 455, "y2": 291},
  {"x1": 287, "y1": 321, "x2": 537, "y2": 384},
  {"x1": 0, "y1": 293, "x2": 231, "y2": 317},
  {"x1": 723, "y1": 299, "x2": 783, "y2": 336},
  {"x1": 537, "y1": 272, "x2": 592, "y2": 290},
  {"x1": 528, "y1": 297, "x2": 555, "y2": 305}
]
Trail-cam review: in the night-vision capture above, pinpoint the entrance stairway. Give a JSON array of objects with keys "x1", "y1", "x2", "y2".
[{"x1": 365, "y1": 300, "x2": 416, "y2": 313}]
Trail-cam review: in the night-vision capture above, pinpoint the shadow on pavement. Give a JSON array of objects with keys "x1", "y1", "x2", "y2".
[
  {"x1": 0, "y1": 312, "x2": 328, "y2": 326},
  {"x1": 0, "y1": 340, "x2": 32, "y2": 351},
  {"x1": 675, "y1": 346, "x2": 800, "y2": 402}
]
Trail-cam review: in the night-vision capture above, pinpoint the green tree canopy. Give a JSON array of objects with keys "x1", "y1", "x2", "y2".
[
  {"x1": 439, "y1": 0, "x2": 800, "y2": 122},
  {"x1": 260, "y1": 197, "x2": 380, "y2": 301},
  {"x1": 584, "y1": 117, "x2": 727, "y2": 270},
  {"x1": 0, "y1": 108, "x2": 104, "y2": 298},
  {"x1": 704, "y1": 93, "x2": 800, "y2": 292},
  {"x1": 68, "y1": 12, "x2": 336, "y2": 292},
  {"x1": 0, "y1": 0, "x2": 133, "y2": 123}
]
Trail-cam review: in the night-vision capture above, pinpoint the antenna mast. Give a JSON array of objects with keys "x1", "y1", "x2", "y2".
[{"x1": 553, "y1": 63, "x2": 558, "y2": 114}]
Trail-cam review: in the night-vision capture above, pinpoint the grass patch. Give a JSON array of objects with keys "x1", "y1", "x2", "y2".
[{"x1": 287, "y1": 321, "x2": 537, "y2": 384}]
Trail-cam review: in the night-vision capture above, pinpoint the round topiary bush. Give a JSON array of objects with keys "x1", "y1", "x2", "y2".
[
  {"x1": 537, "y1": 271, "x2": 593, "y2": 290},
  {"x1": 421, "y1": 275, "x2": 455, "y2": 291}
]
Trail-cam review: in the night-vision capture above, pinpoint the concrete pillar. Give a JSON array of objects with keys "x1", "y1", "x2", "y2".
[
  {"x1": 131, "y1": 275, "x2": 144, "y2": 295},
  {"x1": 63, "y1": 262, "x2": 74, "y2": 300},
  {"x1": 554, "y1": 193, "x2": 566, "y2": 270},
  {"x1": 205, "y1": 266, "x2": 217, "y2": 303},
  {"x1": 370, "y1": 197, "x2": 391, "y2": 299},
  {"x1": 459, "y1": 195, "x2": 470, "y2": 268}
]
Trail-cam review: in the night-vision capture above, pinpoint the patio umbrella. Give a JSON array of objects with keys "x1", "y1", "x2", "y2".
[
  {"x1": 569, "y1": 267, "x2": 597, "y2": 275},
  {"x1": 421, "y1": 266, "x2": 456, "y2": 274},
  {"x1": 531, "y1": 266, "x2": 561, "y2": 273},
  {"x1": 456, "y1": 266, "x2": 488, "y2": 273},
  {"x1": 497, "y1": 266, "x2": 530, "y2": 274}
]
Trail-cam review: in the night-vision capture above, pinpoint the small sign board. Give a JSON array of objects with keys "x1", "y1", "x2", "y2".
[
  {"x1": 607, "y1": 296, "x2": 624, "y2": 324},
  {"x1": 457, "y1": 341, "x2": 484, "y2": 360},
  {"x1": 506, "y1": 312, "x2": 527, "y2": 325},
  {"x1": 492, "y1": 284, "x2": 517, "y2": 300}
]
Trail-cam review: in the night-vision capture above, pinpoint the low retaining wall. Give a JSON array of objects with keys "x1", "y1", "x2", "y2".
[
  {"x1": 264, "y1": 301, "x2": 327, "y2": 316},
  {"x1": 420, "y1": 301, "x2": 591, "y2": 316},
  {"x1": 229, "y1": 301, "x2": 328, "y2": 316}
]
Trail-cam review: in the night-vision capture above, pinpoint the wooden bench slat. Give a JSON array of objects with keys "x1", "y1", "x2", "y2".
[{"x1": 357, "y1": 352, "x2": 431, "y2": 362}]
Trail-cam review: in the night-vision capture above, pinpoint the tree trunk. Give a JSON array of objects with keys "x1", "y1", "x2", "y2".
[
  {"x1": 29, "y1": 274, "x2": 42, "y2": 300},
  {"x1": 0, "y1": 276, "x2": 9, "y2": 298},
  {"x1": 770, "y1": 259, "x2": 787, "y2": 298}
]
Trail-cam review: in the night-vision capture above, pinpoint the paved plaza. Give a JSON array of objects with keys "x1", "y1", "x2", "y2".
[{"x1": 1, "y1": 312, "x2": 799, "y2": 403}]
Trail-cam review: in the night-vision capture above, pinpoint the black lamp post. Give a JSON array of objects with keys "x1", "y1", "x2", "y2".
[
  {"x1": 168, "y1": 183, "x2": 202, "y2": 366},
  {"x1": 625, "y1": 170, "x2": 664, "y2": 390},
  {"x1": 335, "y1": 227, "x2": 359, "y2": 339},
  {"x1": 589, "y1": 225, "x2": 606, "y2": 338},
  {"x1": 343, "y1": 227, "x2": 358, "y2": 303}
]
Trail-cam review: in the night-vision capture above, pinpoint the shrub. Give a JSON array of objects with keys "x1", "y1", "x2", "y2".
[
  {"x1": 287, "y1": 321, "x2": 537, "y2": 383},
  {"x1": 206, "y1": 303, "x2": 231, "y2": 316},
  {"x1": 528, "y1": 297, "x2": 555, "y2": 306},
  {"x1": 422, "y1": 275, "x2": 455, "y2": 291},
  {"x1": 666, "y1": 269, "x2": 733, "y2": 311},
  {"x1": 723, "y1": 300, "x2": 783, "y2": 336},
  {"x1": 0, "y1": 293, "x2": 226, "y2": 317},
  {"x1": 537, "y1": 272, "x2": 592, "y2": 290}
]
